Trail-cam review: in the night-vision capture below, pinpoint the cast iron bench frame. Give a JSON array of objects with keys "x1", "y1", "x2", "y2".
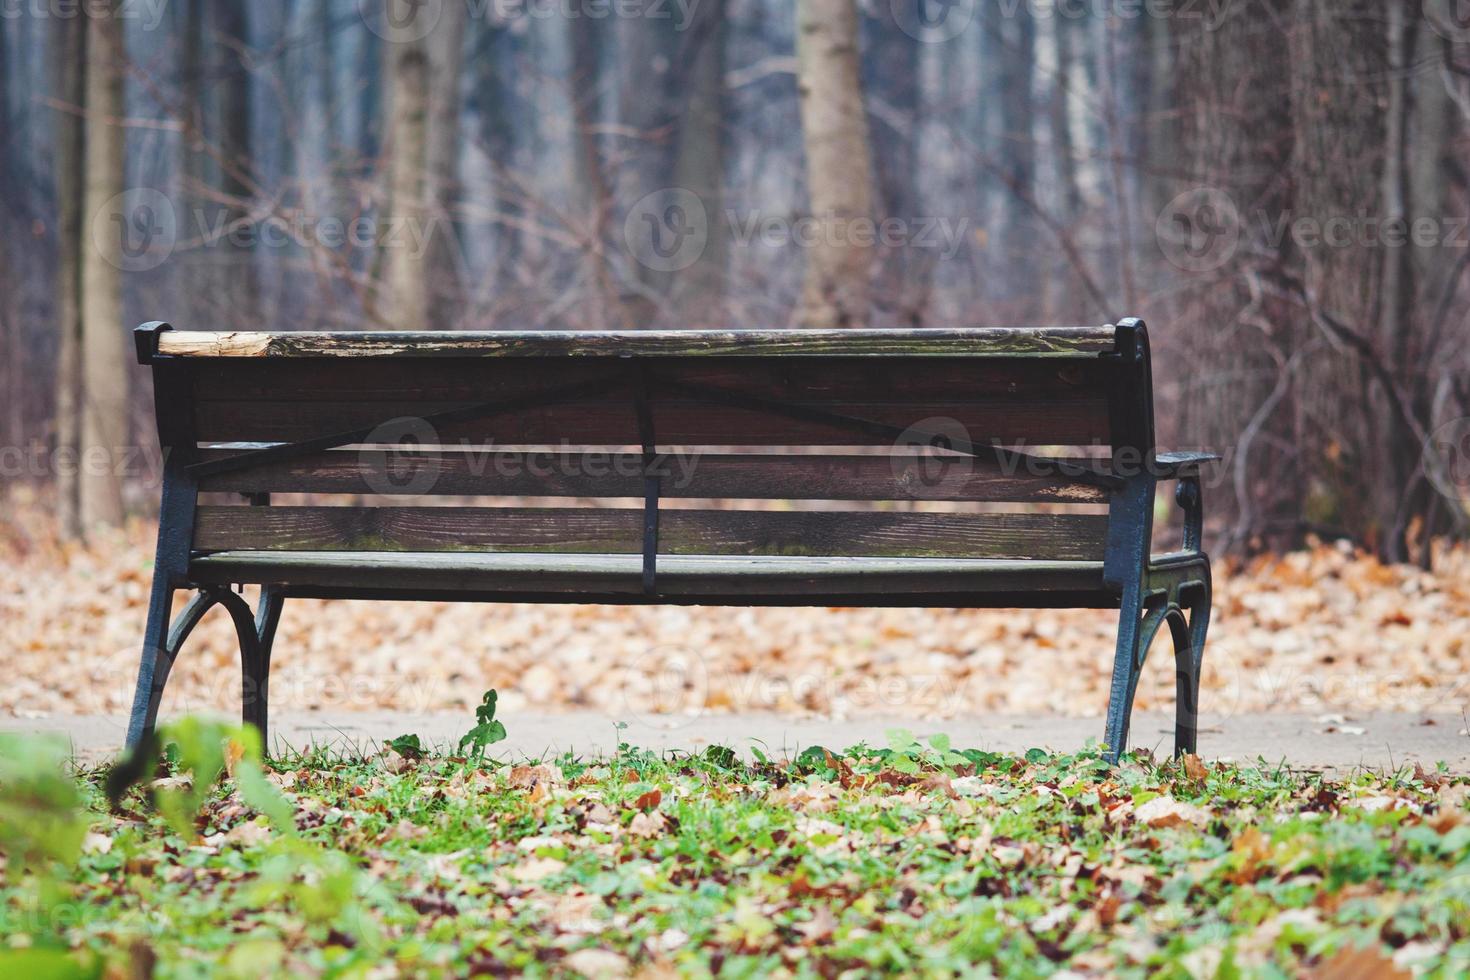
[{"x1": 128, "y1": 319, "x2": 1214, "y2": 761}]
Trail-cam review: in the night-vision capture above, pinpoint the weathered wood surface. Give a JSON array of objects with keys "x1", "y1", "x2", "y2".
[
  {"x1": 189, "y1": 356, "x2": 1107, "y2": 403},
  {"x1": 192, "y1": 506, "x2": 1111, "y2": 561},
  {"x1": 191, "y1": 397, "x2": 1110, "y2": 447},
  {"x1": 189, "y1": 550, "x2": 1110, "y2": 598},
  {"x1": 158, "y1": 327, "x2": 1118, "y2": 359},
  {"x1": 197, "y1": 450, "x2": 1110, "y2": 503}
]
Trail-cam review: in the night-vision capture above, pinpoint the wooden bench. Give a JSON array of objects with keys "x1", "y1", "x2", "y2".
[{"x1": 128, "y1": 319, "x2": 1214, "y2": 761}]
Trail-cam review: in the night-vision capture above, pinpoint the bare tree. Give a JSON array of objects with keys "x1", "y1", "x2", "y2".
[
  {"x1": 79, "y1": 4, "x2": 128, "y2": 529},
  {"x1": 53, "y1": 14, "x2": 86, "y2": 538},
  {"x1": 793, "y1": 0, "x2": 873, "y2": 328},
  {"x1": 377, "y1": 0, "x2": 432, "y2": 329}
]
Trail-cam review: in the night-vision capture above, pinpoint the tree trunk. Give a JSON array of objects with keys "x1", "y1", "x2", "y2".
[
  {"x1": 54, "y1": 13, "x2": 86, "y2": 538},
  {"x1": 996, "y1": 2, "x2": 1037, "y2": 314},
  {"x1": 793, "y1": 0, "x2": 873, "y2": 328},
  {"x1": 568, "y1": 15, "x2": 622, "y2": 329},
  {"x1": 379, "y1": 0, "x2": 432, "y2": 330},
  {"x1": 425, "y1": 0, "x2": 465, "y2": 327},
  {"x1": 215, "y1": 2, "x2": 255, "y2": 324},
  {"x1": 79, "y1": 5, "x2": 128, "y2": 530},
  {"x1": 1174, "y1": 0, "x2": 1298, "y2": 553},
  {"x1": 1288, "y1": 0, "x2": 1391, "y2": 554},
  {"x1": 1041, "y1": 10, "x2": 1082, "y2": 322},
  {"x1": 865, "y1": 5, "x2": 929, "y2": 327},
  {"x1": 662, "y1": 1, "x2": 729, "y2": 323}
]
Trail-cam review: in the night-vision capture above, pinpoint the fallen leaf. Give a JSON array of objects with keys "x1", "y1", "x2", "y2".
[
  {"x1": 628, "y1": 811, "x2": 667, "y2": 838},
  {"x1": 1135, "y1": 796, "x2": 1211, "y2": 829},
  {"x1": 1307, "y1": 946, "x2": 1410, "y2": 980},
  {"x1": 508, "y1": 857, "x2": 566, "y2": 882},
  {"x1": 563, "y1": 948, "x2": 630, "y2": 979}
]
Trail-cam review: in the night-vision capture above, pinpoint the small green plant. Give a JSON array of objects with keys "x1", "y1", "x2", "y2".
[
  {"x1": 458, "y1": 689, "x2": 508, "y2": 759},
  {"x1": 386, "y1": 733, "x2": 425, "y2": 760},
  {"x1": 105, "y1": 718, "x2": 294, "y2": 837},
  {"x1": 882, "y1": 729, "x2": 969, "y2": 775}
]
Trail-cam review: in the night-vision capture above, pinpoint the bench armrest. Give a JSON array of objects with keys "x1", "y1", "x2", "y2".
[
  {"x1": 1153, "y1": 451, "x2": 1220, "y2": 481},
  {"x1": 1153, "y1": 453, "x2": 1216, "y2": 554}
]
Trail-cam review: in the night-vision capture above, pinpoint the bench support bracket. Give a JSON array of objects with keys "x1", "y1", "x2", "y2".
[{"x1": 125, "y1": 585, "x2": 286, "y2": 753}]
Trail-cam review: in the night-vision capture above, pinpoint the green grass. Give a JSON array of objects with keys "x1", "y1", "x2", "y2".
[{"x1": 2, "y1": 722, "x2": 1469, "y2": 978}]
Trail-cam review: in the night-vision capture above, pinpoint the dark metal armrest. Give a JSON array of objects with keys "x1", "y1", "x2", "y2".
[
  {"x1": 1153, "y1": 453, "x2": 1215, "y2": 554},
  {"x1": 1153, "y1": 451, "x2": 1220, "y2": 481}
]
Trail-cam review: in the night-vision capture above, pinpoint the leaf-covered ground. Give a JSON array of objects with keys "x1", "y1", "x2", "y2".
[
  {"x1": 4, "y1": 726, "x2": 1470, "y2": 978},
  {"x1": 4, "y1": 500, "x2": 1470, "y2": 723}
]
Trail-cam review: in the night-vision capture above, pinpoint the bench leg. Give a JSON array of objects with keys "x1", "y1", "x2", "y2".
[
  {"x1": 1103, "y1": 599, "x2": 1170, "y2": 763},
  {"x1": 1171, "y1": 578, "x2": 1212, "y2": 758},
  {"x1": 210, "y1": 589, "x2": 273, "y2": 752},
  {"x1": 126, "y1": 586, "x2": 221, "y2": 749},
  {"x1": 249, "y1": 587, "x2": 286, "y2": 747}
]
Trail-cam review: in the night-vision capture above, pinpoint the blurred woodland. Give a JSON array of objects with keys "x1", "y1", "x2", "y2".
[{"x1": 0, "y1": 0, "x2": 1468, "y2": 563}]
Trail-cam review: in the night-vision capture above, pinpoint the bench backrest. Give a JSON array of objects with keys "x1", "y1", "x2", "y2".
[{"x1": 137, "y1": 322, "x2": 1156, "y2": 582}]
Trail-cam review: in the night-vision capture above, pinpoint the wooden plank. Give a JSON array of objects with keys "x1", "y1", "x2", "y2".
[
  {"x1": 188, "y1": 357, "x2": 1108, "y2": 404},
  {"x1": 158, "y1": 326, "x2": 1118, "y2": 359},
  {"x1": 191, "y1": 398, "x2": 1110, "y2": 446},
  {"x1": 192, "y1": 507, "x2": 1111, "y2": 561},
  {"x1": 198, "y1": 450, "x2": 1110, "y2": 503},
  {"x1": 189, "y1": 550, "x2": 1109, "y2": 598}
]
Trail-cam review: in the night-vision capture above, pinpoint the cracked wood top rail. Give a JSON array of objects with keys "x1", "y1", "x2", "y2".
[{"x1": 149, "y1": 326, "x2": 1119, "y2": 360}]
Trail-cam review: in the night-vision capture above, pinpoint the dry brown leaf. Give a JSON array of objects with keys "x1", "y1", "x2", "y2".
[
  {"x1": 508, "y1": 857, "x2": 566, "y2": 883},
  {"x1": 1228, "y1": 826, "x2": 1271, "y2": 884},
  {"x1": 1135, "y1": 796, "x2": 1211, "y2": 829},
  {"x1": 628, "y1": 811, "x2": 667, "y2": 838},
  {"x1": 563, "y1": 948, "x2": 630, "y2": 979},
  {"x1": 7, "y1": 504, "x2": 1470, "y2": 724},
  {"x1": 795, "y1": 905, "x2": 838, "y2": 943},
  {"x1": 1307, "y1": 946, "x2": 1411, "y2": 980}
]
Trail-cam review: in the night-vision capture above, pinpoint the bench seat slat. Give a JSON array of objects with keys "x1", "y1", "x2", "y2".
[
  {"x1": 189, "y1": 551, "x2": 1109, "y2": 599},
  {"x1": 197, "y1": 451, "x2": 1110, "y2": 503},
  {"x1": 192, "y1": 507, "x2": 1111, "y2": 561}
]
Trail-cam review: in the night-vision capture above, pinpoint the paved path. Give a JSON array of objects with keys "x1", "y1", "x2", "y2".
[{"x1": 5, "y1": 711, "x2": 1468, "y2": 771}]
